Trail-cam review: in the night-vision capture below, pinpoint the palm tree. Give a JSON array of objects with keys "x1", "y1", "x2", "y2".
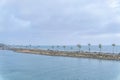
[
  {"x1": 112, "y1": 44, "x2": 116, "y2": 54},
  {"x1": 88, "y1": 43, "x2": 91, "y2": 53},
  {"x1": 63, "y1": 45, "x2": 66, "y2": 51},
  {"x1": 77, "y1": 44, "x2": 81, "y2": 52},
  {"x1": 99, "y1": 44, "x2": 102, "y2": 53}
]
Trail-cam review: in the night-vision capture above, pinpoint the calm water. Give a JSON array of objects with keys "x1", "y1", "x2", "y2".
[{"x1": 0, "y1": 50, "x2": 120, "y2": 80}]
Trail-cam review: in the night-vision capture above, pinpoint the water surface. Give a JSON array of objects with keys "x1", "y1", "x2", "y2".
[{"x1": 0, "y1": 50, "x2": 120, "y2": 80}]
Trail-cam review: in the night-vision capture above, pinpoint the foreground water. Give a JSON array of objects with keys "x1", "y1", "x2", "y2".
[{"x1": 0, "y1": 50, "x2": 120, "y2": 80}]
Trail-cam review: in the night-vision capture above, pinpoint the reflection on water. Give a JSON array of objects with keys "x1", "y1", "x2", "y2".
[
  {"x1": 0, "y1": 75, "x2": 4, "y2": 80},
  {"x1": 115, "y1": 73, "x2": 120, "y2": 80},
  {"x1": 0, "y1": 50, "x2": 120, "y2": 80}
]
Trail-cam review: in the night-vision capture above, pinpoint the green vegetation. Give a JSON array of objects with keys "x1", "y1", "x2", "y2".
[
  {"x1": 112, "y1": 44, "x2": 116, "y2": 54},
  {"x1": 88, "y1": 43, "x2": 91, "y2": 53},
  {"x1": 99, "y1": 44, "x2": 102, "y2": 53}
]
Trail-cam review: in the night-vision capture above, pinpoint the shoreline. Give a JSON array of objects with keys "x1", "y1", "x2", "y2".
[{"x1": 8, "y1": 48, "x2": 120, "y2": 61}]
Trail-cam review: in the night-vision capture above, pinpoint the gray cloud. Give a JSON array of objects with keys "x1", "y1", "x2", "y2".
[{"x1": 0, "y1": 0, "x2": 120, "y2": 45}]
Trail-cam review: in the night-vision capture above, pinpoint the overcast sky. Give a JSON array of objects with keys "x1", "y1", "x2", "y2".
[{"x1": 0, "y1": 0, "x2": 120, "y2": 45}]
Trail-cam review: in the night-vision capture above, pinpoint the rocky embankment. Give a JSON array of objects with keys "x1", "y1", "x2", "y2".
[{"x1": 9, "y1": 48, "x2": 120, "y2": 61}]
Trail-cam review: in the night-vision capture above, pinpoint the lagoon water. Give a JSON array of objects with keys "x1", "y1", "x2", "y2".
[{"x1": 0, "y1": 50, "x2": 120, "y2": 80}]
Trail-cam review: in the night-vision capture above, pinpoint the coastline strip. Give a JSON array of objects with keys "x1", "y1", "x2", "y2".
[{"x1": 9, "y1": 48, "x2": 120, "y2": 61}]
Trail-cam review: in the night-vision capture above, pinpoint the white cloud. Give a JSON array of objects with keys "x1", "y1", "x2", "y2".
[
  {"x1": 0, "y1": 0, "x2": 120, "y2": 44},
  {"x1": 0, "y1": 14, "x2": 31, "y2": 32},
  {"x1": 0, "y1": 0, "x2": 31, "y2": 32},
  {"x1": 10, "y1": 15, "x2": 31, "y2": 29},
  {"x1": 0, "y1": 0, "x2": 7, "y2": 7},
  {"x1": 107, "y1": 0, "x2": 120, "y2": 8},
  {"x1": 67, "y1": 33, "x2": 120, "y2": 45}
]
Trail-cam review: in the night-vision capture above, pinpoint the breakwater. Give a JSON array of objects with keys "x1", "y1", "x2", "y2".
[{"x1": 9, "y1": 48, "x2": 120, "y2": 61}]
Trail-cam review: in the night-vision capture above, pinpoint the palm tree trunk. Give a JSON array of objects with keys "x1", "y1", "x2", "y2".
[
  {"x1": 113, "y1": 47, "x2": 114, "y2": 54},
  {"x1": 99, "y1": 48, "x2": 101, "y2": 53},
  {"x1": 79, "y1": 48, "x2": 81, "y2": 53},
  {"x1": 89, "y1": 48, "x2": 90, "y2": 53}
]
